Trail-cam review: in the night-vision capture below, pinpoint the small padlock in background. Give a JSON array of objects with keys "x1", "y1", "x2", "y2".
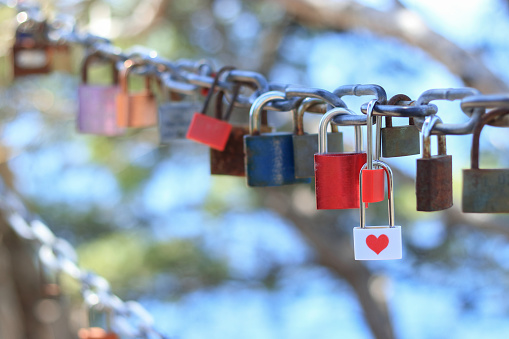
[
  {"x1": 314, "y1": 106, "x2": 365, "y2": 209},
  {"x1": 381, "y1": 94, "x2": 420, "y2": 158},
  {"x1": 292, "y1": 98, "x2": 343, "y2": 179},
  {"x1": 116, "y1": 60, "x2": 158, "y2": 128},
  {"x1": 12, "y1": 18, "x2": 52, "y2": 78},
  {"x1": 244, "y1": 91, "x2": 310, "y2": 187},
  {"x1": 77, "y1": 52, "x2": 124, "y2": 136},
  {"x1": 463, "y1": 108, "x2": 509, "y2": 213},
  {"x1": 186, "y1": 67, "x2": 234, "y2": 151},
  {"x1": 354, "y1": 160, "x2": 402, "y2": 260},
  {"x1": 78, "y1": 303, "x2": 119, "y2": 339},
  {"x1": 416, "y1": 115, "x2": 453, "y2": 211}
]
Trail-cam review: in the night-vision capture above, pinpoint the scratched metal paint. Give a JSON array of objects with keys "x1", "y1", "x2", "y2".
[{"x1": 244, "y1": 132, "x2": 310, "y2": 187}]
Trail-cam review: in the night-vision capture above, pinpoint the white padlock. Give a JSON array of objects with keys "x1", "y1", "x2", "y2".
[{"x1": 353, "y1": 160, "x2": 402, "y2": 260}]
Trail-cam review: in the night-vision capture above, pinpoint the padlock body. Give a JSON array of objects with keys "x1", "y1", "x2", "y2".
[
  {"x1": 158, "y1": 101, "x2": 199, "y2": 143},
  {"x1": 353, "y1": 226, "x2": 402, "y2": 260},
  {"x1": 244, "y1": 132, "x2": 310, "y2": 187},
  {"x1": 78, "y1": 84, "x2": 124, "y2": 136},
  {"x1": 416, "y1": 155, "x2": 453, "y2": 211},
  {"x1": 116, "y1": 91, "x2": 158, "y2": 128},
  {"x1": 51, "y1": 44, "x2": 73, "y2": 73},
  {"x1": 314, "y1": 152, "x2": 367, "y2": 209},
  {"x1": 12, "y1": 43, "x2": 51, "y2": 77},
  {"x1": 293, "y1": 132, "x2": 343, "y2": 178},
  {"x1": 210, "y1": 125, "x2": 248, "y2": 176},
  {"x1": 381, "y1": 125, "x2": 420, "y2": 157},
  {"x1": 362, "y1": 168, "x2": 385, "y2": 203},
  {"x1": 78, "y1": 327, "x2": 119, "y2": 339},
  {"x1": 462, "y1": 169, "x2": 509, "y2": 213},
  {"x1": 186, "y1": 113, "x2": 233, "y2": 151}
]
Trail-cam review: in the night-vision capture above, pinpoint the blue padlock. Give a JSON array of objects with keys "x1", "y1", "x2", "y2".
[{"x1": 244, "y1": 91, "x2": 311, "y2": 187}]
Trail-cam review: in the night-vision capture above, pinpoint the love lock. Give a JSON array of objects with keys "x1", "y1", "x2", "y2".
[
  {"x1": 416, "y1": 115, "x2": 453, "y2": 211},
  {"x1": 314, "y1": 107, "x2": 365, "y2": 209},
  {"x1": 462, "y1": 108, "x2": 509, "y2": 213},
  {"x1": 186, "y1": 67, "x2": 234, "y2": 151},
  {"x1": 12, "y1": 19, "x2": 52, "y2": 78},
  {"x1": 381, "y1": 94, "x2": 420, "y2": 157},
  {"x1": 78, "y1": 304, "x2": 118, "y2": 339},
  {"x1": 116, "y1": 60, "x2": 158, "y2": 128},
  {"x1": 244, "y1": 91, "x2": 310, "y2": 187},
  {"x1": 354, "y1": 160, "x2": 402, "y2": 260},
  {"x1": 77, "y1": 52, "x2": 124, "y2": 136}
]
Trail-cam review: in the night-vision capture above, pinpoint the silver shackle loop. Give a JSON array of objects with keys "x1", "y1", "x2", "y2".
[
  {"x1": 318, "y1": 107, "x2": 358, "y2": 154},
  {"x1": 249, "y1": 91, "x2": 286, "y2": 135}
]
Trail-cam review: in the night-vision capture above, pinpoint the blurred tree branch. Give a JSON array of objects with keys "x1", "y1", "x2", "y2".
[{"x1": 274, "y1": 0, "x2": 509, "y2": 93}]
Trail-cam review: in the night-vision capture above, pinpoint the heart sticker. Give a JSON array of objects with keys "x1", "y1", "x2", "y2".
[{"x1": 366, "y1": 234, "x2": 389, "y2": 254}]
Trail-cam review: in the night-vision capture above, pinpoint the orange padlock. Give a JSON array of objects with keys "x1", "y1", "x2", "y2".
[
  {"x1": 78, "y1": 303, "x2": 119, "y2": 339},
  {"x1": 361, "y1": 99, "x2": 385, "y2": 204},
  {"x1": 116, "y1": 60, "x2": 158, "y2": 128},
  {"x1": 78, "y1": 327, "x2": 118, "y2": 339}
]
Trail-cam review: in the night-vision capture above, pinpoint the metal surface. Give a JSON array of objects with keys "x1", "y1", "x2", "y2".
[
  {"x1": 415, "y1": 88, "x2": 484, "y2": 135},
  {"x1": 158, "y1": 101, "x2": 200, "y2": 142},
  {"x1": 416, "y1": 115, "x2": 453, "y2": 211},
  {"x1": 285, "y1": 87, "x2": 347, "y2": 109},
  {"x1": 460, "y1": 94, "x2": 509, "y2": 127},
  {"x1": 360, "y1": 101, "x2": 437, "y2": 117},
  {"x1": 463, "y1": 108, "x2": 509, "y2": 213}
]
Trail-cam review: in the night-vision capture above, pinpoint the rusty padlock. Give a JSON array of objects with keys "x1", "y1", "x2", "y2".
[
  {"x1": 416, "y1": 115, "x2": 453, "y2": 211},
  {"x1": 314, "y1": 107, "x2": 366, "y2": 209},
  {"x1": 186, "y1": 67, "x2": 234, "y2": 151},
  {"x1": 292, "y1": 98, "x2": 343, "y2": 178},
  {"x1": 381, "y1": 94, "x2": 420, "y2": 157},
  {"x1": 116, "y1": 60, "x2": 158, "y2": 128},
  {"x1": 462, "y1": 108, "x2": 509, "y2": 213},
  {"x1": 77, "y1": 52, "x2": 124, "y2": 136},
  {"x1": 362, "y1": 99, "x2": 385, "y2": 204},
  {"x1": 244, "y1": 91, "x2": 310, "y2": 187},
  {"x1": 210, "y1": 79, "x2": 273, "y2": 176},
  {"x1": 12, "y1": 20, "x2": 52, "y2": 78}
]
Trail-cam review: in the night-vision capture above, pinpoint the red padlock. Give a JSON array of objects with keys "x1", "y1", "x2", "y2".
[
  {"x1": 361, "y1": 99, "x2": 385, "y2": 203},
  {"x1": 186, "y1": 67, "x2": 233, "y2": 151},
  {"x1": 314, "y1": 107, "x2": 367, "y2": 209}
]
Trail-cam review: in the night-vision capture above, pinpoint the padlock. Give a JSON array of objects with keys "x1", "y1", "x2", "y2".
[
  {"x1": 116, "y1": 60, "x2": 158, "y2": 128},
  {"x1": 77, "y1": 52, "x2": 124, "y2": 136},
  {"x1": 51, "y1": 43, "x2": 73, "y2": 73},
  {"x1": 12, "y1": 22, "x2": 52, "y2": 77},
  {"x1": 361, "y1": 99, "x2": 385, "y2": 204},
  {"x1": 244, "y1": 91, "x2": 311, "y2": 187},
  {"x1": 210, "y1": 81, "x2": 273, "y2": 176},
  {"x1": 416, "y1": 115, "x2": 453, "y2": 211},
  {"x1": 158, "y1": 78, "x2": 201, "y2": 142},
  {"x1": 186, "y1": 67, "x2": 234, "y2": 151},
  {"x1": 354, "y1": 160, "x2": 402, "y2": 260},
  {"x1": 78, "y1": 304, "x2": 118, "y2": 339},
  {"x1": 292, "y1": 98, "x2": 343, "y2": 178},
  {"x1": 463, "y1": 108, "x2": 509, "y2": 213},
  {"x1": 381, "y1": 94, "x2": 420, "y2": 157},
  {"x1": 314, "y1": 107, "x2": 366, "y2": 209}
]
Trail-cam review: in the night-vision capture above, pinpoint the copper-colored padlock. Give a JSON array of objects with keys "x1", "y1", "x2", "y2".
[{"x1": 116, "y1": 60, "x2": 158, "y2": 128}]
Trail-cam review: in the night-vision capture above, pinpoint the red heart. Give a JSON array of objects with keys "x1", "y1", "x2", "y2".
[{"x1": 366, "y1": 234, "x2": 389, "y2": 255}]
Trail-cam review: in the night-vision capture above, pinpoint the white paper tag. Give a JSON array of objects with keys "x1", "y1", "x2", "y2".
[{"x1": 353, "y1": 226, "x2": 402, "y2": 260}]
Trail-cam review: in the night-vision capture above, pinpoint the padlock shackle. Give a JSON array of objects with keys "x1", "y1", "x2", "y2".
[
  {"x1": 422, "y1": 115, "x2": 446, "y2": 159},
  {"x1": 317, "y1": 107, "x2": 357, "y2": 154},
  {"x1": 201, "y1": 66, "x2": 235, "y2": 115},
  {"x1": 359, "y1": 160, "x2": 394, "y2": 229},
  {"x1": 414, "y1": 87, "x2": 485, "y2": 135},
  {"x1": 81, "y1": 51, "x2": 118, "y2": 85},
  {"x1": 118, "y1": 60, "x2": 153, "y2": 95},
  {"x1": 470, "y1": 108, "x2": 509, "y2": 170},
  {"x1": 215, "y1": 83, "x2": 241, "y2": 122},
  {"x1": 249, "y1": 91, "x2": 286, "y2": 135},
  {"x1": 365, "y1": 99, "x2": 382, "y2": 170},
  {"x1": 293, "y1": 98, "x2": 338, "y2": 135},
  {"x1": 384, "y1": 94, "x2": 413, "y2": 128}
]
